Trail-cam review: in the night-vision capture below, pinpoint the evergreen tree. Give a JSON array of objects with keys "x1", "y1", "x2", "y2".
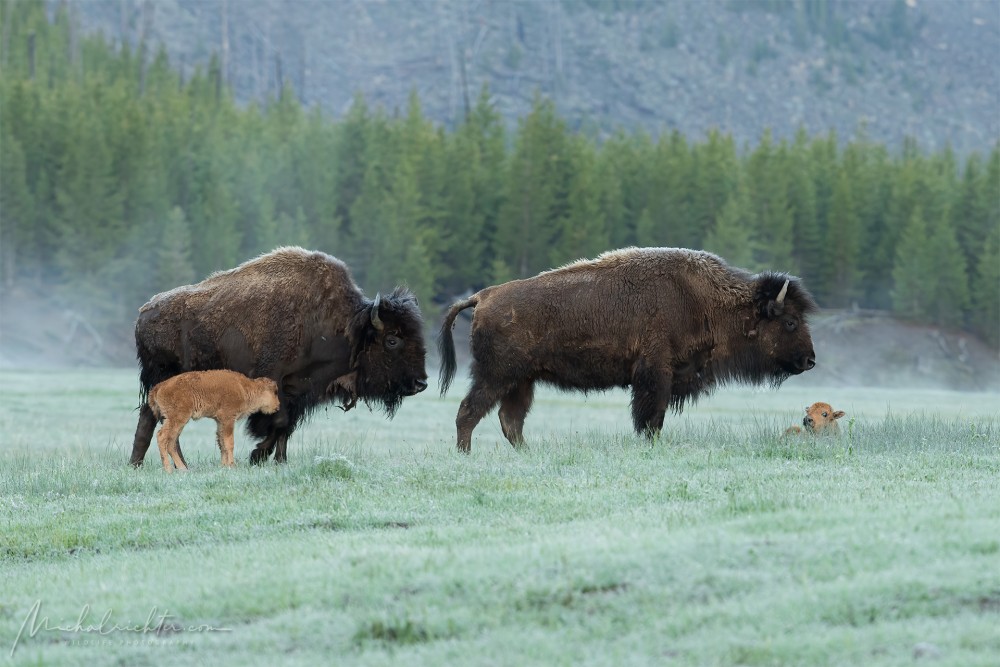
[
  {"x1": 703, "y1": 175, "x2": 757, "y2": 269},
  {"x1": 690, "y1": 130, "x2": 738, "y2": 251},
  {"x1": 746, "y1": 130, "x2": 794, "y2": 270},
  {"x1": 891, "y1": 206, "x2": 932, "y2": 320},
  {"x1": 924, "y1": 214, "x2": 970, "y2": 328},
  {"x1": 786, "y1": 129, "x2": 821, "y2": 287},
  {"x1": 824, "y1": 167, "x2": 862, "y2": 307},
  {"x1": 494, "y1": 94, "x2": 570, "y2": 277},
  {"x1": 156, "y1": 206, "x2": 196, "y2": 290},
  {"x1": 970, "y1": 226, "x2": 999, "y2": 347},
  {"x1": 551, "y1": 137, "x2": 607, "y2": 264}
]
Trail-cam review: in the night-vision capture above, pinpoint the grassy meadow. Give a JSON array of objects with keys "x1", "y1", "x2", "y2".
[{"x1": 0, "y1": 367, "x2": 998, "y2": 666}]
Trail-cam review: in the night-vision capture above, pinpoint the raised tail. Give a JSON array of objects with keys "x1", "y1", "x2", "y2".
[{"x1": 437, "y1": 295, "x2": 479, "y2": 396}]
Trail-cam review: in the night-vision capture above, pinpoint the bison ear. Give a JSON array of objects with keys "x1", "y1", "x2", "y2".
[
  {"x1": 371, "y1": 293, "x2": 384, "y2": 331},
  {"x1": 833, "y1": 410, "x2": 846, "y2": 420}
]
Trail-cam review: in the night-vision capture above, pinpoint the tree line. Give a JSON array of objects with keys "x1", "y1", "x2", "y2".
[{"x1": 1, "y1": 0, "x2": 997, "y2": 349}]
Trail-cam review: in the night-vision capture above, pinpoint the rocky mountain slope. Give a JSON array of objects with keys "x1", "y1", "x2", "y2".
[{"x1": 71, "y1": 0, "x2": 998, "y2": 154}]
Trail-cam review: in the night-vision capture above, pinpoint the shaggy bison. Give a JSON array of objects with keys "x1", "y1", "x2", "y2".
[
  {"x1": 130, "y1": 246, "x2": 428, "y2": 466},
  {"x1": 784, "y1": 402, "x2": 846, "y2": 436},
  {"x1": 148, "y1": 370, "x2": 281, "y2": 471},
  {"x1": 439, "y1": 247, "x2": 818, "y2": 452}
]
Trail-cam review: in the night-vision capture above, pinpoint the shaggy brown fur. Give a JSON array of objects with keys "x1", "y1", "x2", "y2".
[
  {"x1": 439, "y1": 247, "x2": 818, "y2": 452},
  {"x1": 131, "y1": 246, "x2": 427, "y2": 467},
  {"x1": 784, "y1": 402, "x2": 846, "y2": 436},
  {"x1": 148, "y1": 370, "x2": 281, "y2": 471}
]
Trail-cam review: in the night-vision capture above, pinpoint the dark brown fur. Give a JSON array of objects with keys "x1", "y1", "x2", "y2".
[
  {"x1": 149, "y1": 370, "x2": 281, "y2": 471},
  {"x1": 131, "y1": 246, "x2": 427, "y2": 466},
  {"x1": 439, "y1": 247, "x2": 818, "y2": 452}
]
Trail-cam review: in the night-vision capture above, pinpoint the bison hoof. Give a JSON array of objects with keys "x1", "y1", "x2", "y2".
[{"x1": 249, "y1": 449, "x2": 269, "y2": 466}]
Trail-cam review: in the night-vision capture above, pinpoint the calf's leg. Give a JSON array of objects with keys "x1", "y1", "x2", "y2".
[
  {"x1": 215, "y1": 418, "x2": 237, "y2": 467},
  {"x1": 156, "y1": 418, "x2": 189, "y2": 472}
]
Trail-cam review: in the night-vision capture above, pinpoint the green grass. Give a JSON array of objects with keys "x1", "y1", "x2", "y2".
[{"x1": 0, "y1": 368, "x2": 998, "y2": 666}]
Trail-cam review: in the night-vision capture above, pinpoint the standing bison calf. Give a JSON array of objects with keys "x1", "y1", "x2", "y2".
[
  {"x1": 439, "y1": 247, "x2": 818, "y2": 452},
  {"x1": 149, "y1": 370, "x2": 281, "y2": 471}
]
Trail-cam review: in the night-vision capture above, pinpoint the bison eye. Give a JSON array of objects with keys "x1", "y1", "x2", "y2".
[
  {"x1": 384, "y1": 335, "x2": 401, "y2": 350},
  {"x1": 822, "y1": 412, "x2": 828, "y2": 418},
  {"x1": 784, "y1": 319, "x2": 797, "y2": 332}
]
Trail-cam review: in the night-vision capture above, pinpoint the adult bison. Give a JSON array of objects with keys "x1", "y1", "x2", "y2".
[
  {"x1": 130, "y1": 246, "x2": 428, "y2": 466},
  {"x1": 438, "y1": 247, "x2": 817, "y2": 452}
]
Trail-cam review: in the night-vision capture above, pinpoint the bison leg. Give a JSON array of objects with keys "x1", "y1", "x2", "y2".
[
  {"x1": 249, "y1": 432, "x2": 277, "y2": 465},
  {"x1": 216, "y1": 419, "x2": 237, "y2": 467},
  {"x1": 630, "y1": 363, "x2": 672, "y2": 438},
  {"x1": 272, "y1": 432, "x2": 291, "y2": 463},
  {"x1": 129, "y1": 404, "x2": 158, "y2": 467},
  {"x1": 455, "y1": 380, "x2": 507, "y2": 453},
  {"x1": 498, "y1": 381, "x2": 534, "y2": 448}
]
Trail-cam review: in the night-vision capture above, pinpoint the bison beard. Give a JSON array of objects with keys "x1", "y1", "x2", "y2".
[
  {"x1": 438, "y1": 247, "x2": 818, "y2": 452},
  {"x1": 130, "y1": 247, "x2": 428, "y2": 466}
]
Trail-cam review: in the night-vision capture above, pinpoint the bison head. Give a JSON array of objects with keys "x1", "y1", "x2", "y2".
[
  {"x1": 348, "y1": 286, "x2": 428, "y2": 417},
  {"x1": 751, "y1": 272, "x2": 817, "y2": 378}
]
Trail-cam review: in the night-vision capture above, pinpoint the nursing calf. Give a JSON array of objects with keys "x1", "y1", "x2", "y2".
[{"x1": 148, "y1": 370, "x2": 281, "y2": 471}]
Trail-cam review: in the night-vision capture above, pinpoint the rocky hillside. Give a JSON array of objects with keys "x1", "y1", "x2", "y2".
[{"x1": 69, "y1": 0, "x2": 998, "y2": 154}]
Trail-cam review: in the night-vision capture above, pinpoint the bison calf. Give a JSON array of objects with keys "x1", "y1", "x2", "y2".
[
  {"x1": 784, "y1": 402, "x2": 845, "y2": 436},
  {"x1": 148, "y1": 370, "x2": 281, "y2": 471}
]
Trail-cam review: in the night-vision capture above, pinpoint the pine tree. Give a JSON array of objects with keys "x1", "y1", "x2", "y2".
[
  {"x1": 703, "y1": 175, "x2": 757, "y2": 269},
  {"x1": 746, "y1": 130, "x2": 794, "y2": 270},
  {"x1": 786, "y1": 129, "x2": 820, "y2": 287},
  {"x1": 924, "y1": 214, "x2": 970, "y2": 328},
  {"x1": 0, "y1": 131, "x2": 34, "y2": 287},
  {"x1": 891, "y1": 206, "x2": 932, "y2": 320},
  {"x1": 156, "y1": 206, "x2": 196, "y2": 290},
  {"x1": 494, "y1": 94, "x2": 569, "y2": 277},
  {"x1": 551, "y1": 136, "x2": 607, "y2": 264},
  {"x1": 824, "y1": 167, "x2": 862, "y2": 307},
  {"x1": 970, "y1": 226, "x2": 999, "y2": 347}
]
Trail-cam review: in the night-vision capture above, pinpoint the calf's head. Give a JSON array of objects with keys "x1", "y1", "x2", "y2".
[
  {"x1": 254, "y1": 377, "x2": 282, "y2": 415},
  {"x1": 802, "y1": 401, "x2": 845, "y2": 434},
  {"x1": 751, "y1": 273, "x2": 818, "y2": 377},
  {"x1": 348, "y1": 287, "x2": 428, "y2": 416}
]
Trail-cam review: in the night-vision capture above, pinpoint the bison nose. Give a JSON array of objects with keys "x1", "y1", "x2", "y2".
[
  {"x1": 799, "y1": 354, "x2": 816, "y2": 371},
  {"x1": 414, "y1": 379, "x2": 428, "y2": 394}
]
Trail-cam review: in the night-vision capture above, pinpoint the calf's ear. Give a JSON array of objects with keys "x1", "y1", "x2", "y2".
[{"x1": 832, "y1": 410, "x2": 846, "y2": 420}]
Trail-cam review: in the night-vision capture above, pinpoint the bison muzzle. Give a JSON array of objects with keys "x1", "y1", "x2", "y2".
[{"x1": 438, "y1": 247, "x2": 817, "y2": 452}]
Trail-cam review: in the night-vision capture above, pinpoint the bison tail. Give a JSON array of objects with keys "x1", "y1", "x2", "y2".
[{"x1": 437, "y1": 296, "x2": 478, "y2": 396}]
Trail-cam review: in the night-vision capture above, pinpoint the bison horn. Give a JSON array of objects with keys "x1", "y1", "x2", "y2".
[
  {"x1": 776, "y1": 279, "x2": 789, "y2": 304},
  {"x1": 371, "y1": 293, "x2": 384, "y2": 331}
]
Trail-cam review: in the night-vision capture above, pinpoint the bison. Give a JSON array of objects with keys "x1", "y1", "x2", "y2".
[
  {"x1": 130, "y1": 246, "x2": 428, "y2": 466},
  {"x1": 148, "y1": 370, "x2": 281, "y2": 471},
  {"x1": 784, "y1": 402, "x2": 845, "y2": 436},
  {"x1": 438, "y1": 247, "x2": 818, "y2": 452}
]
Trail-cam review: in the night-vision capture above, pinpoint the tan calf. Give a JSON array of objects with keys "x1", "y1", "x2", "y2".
[
  {"x1": 148, "y1": 370, "x2": 281, "y2": 471},
  {"x1": 784, "y1": 402, "x2": 846, "y2": 436}
]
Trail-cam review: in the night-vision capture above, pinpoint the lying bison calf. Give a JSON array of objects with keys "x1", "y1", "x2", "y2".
[
  {"x1": 784, "y1": 402, "x2": 845, "y2": 436},
  {"x1": 148, "y1": 370, "x2": 281, "y2": 471},
  {"x1": 439, "y1": 247, "x2": 818, "y2": 452}
]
